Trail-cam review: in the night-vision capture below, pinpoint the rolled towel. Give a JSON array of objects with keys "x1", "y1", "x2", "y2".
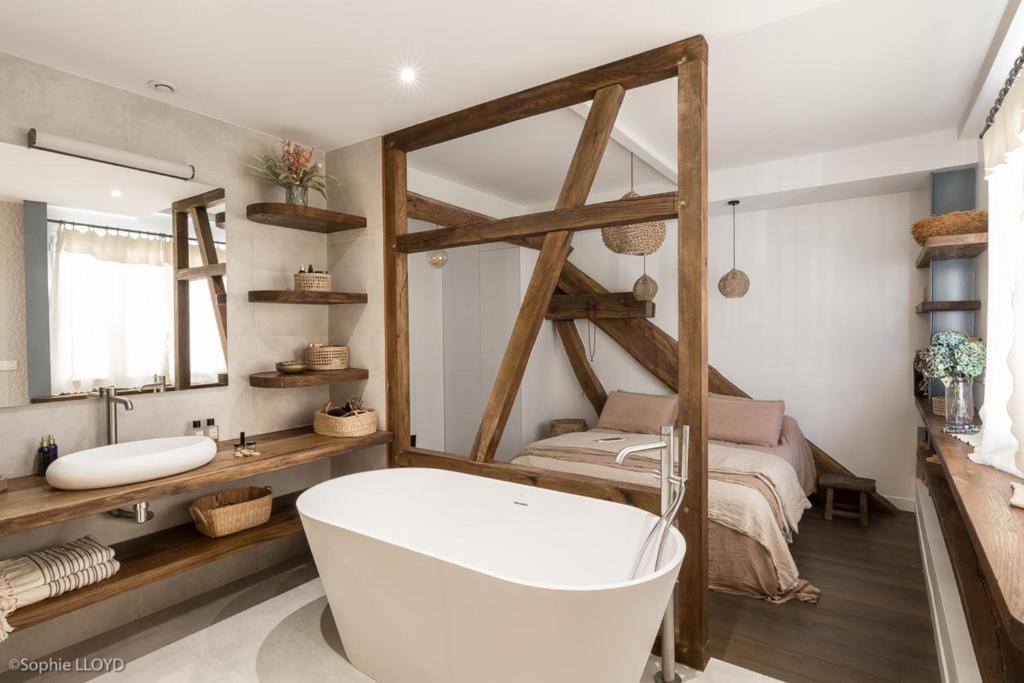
[{"x1": 0, "y1": 536, "x2": 119, "y2": 641}]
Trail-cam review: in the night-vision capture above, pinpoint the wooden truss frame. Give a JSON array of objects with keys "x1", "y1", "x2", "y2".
[{"x1": 171, "y1": 188, "x2": 227, "y2": 390}]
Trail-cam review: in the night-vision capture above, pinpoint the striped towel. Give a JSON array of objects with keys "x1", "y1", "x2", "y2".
[{"x1": 0, "y1": 536, "x2": 120, "y2": 641}]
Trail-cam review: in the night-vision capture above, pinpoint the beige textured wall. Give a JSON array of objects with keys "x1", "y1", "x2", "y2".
[{"x1": 0, "y1": 200, "x2": 27, "y2": 407}]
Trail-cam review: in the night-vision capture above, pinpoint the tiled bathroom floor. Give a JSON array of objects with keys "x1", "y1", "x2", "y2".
[{"x1": 3, "y1": 558, "x2": 774, "y2": 682}]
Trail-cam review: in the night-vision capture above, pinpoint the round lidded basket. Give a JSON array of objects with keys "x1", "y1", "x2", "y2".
[
  {"x1": 294, "y1": 272, "x2": 331, "y2": 291},
  {"x1": 911, "y1": 210, "x2": 987, "y2": 245},
  {"x1": 306, "y1": 344, "x2": 349, "y2": 370},
  {"x1": 601, "y1": 191, "x2": 667, "y2": 256},
  {"x1": 189, "y1": 486, "x2": 272, "y2": 538},
  {"x1": 314, "y1": 401, "x2": 378, "y2": 438}
]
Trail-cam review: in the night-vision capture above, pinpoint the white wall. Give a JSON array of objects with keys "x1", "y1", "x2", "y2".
[{"x1": 0, "y1": 200, "x2": 27, "y2": 407}]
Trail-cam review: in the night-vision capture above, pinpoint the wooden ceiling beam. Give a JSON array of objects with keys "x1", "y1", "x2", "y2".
[
  {"x1": 396, "y1": 192, "x2": 677, "y2": 254},
  {"x1": 471, "y1": 83, "x2": 625, "y2": 462},
  {"x1": 383, "y1": 36, "x2": 706, "y2": 152},
  {"x1": 546, "y1": 292, "x2": 654, "y2": 320}
]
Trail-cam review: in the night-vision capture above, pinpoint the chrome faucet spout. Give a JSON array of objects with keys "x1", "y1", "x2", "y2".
[
  {"x1": 97, "y1": 386, "x2": 133, "y2": 445},
  {"x1": 613, "y1": 441, "x2": 667, "y2": 464}
]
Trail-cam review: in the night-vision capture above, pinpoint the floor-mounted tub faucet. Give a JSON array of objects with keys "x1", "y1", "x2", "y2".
[{"x1": 616, "y1": 424, "x2": 689, "y2": 683}]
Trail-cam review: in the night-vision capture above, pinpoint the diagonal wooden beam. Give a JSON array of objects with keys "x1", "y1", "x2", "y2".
[
  {"x1": 471, "y1": 83, "x2": 625, "y2": 462},
  {"x1": 553, "y1": 320, "x2": 607, "y2": 415},
  {"x1": 396, "y1": 192, "x2": 677, "y2": 254},
  {"x1": 384, "y1": 36, "x2": 706, "y2": 152},
  {"x1": 189, "y1": 206, "x2": 228, "y2": 360}
]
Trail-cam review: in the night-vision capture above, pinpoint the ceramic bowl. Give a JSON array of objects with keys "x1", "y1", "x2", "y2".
[{"x1": 275, "y1": 361, "x2": 307, "y2": 374}]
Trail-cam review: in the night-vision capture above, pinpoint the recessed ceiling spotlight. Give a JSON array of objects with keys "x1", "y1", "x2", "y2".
[
  {"x1": 399, "y1": 67, "x2": 417, "y2": 84},
  {"x1": 110, "y1": 189, "x2": 122, "y2": 198},
  {"x1": 147, "y1": 80, "x2": 176, "y2": 94}
]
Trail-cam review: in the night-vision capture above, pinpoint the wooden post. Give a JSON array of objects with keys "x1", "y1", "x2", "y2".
[
  {"x1": 172, "y1": 210, "x2": 191, "y2": 390},
  {"x1": 382, "y1": 144, "x2": 411, "y2": 465},
  {"x1": 471, "y1": 83, "x2": 625, "y2": 462},
  {"x1": 676, "y1": 54, "x2": 709, "y2": 670}
]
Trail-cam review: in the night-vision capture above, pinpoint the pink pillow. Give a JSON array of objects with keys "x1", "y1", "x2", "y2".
[
  {"x1": 597, "y1": 391, "x2": 677, "y2": 434},
  {"x1": 708, "y1": 395, "x2": 785, "y2": 447}
]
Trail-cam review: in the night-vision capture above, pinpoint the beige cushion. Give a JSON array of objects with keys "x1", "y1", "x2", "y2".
[
  {"x1": 597, "y1": 391, "x2": 677, "y2": 434},
  {"x1": 708, "y1": 395, "x2": 785, "y2": 447}
]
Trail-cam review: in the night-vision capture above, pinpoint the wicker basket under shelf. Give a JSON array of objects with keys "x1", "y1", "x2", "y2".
[
  {"x1": 190, "y1": 486, "x2": 272, "y2": 538},
  {"x1": 306, "y1": 344, "x2": 349, "y2": 370},
  {"x1": 294, "y1": 272, "x2": 331, "y2": 291},
  {"x1": 314, "y1": 403, "x2": 378, "y2": 438}
]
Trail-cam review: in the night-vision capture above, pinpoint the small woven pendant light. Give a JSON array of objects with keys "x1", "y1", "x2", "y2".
[
  {"x1": 425, "y1": 223, "x2": 448, "y2": 269},
  {"x1": 602, "y1": 153, "x2": 667, "y2": 256},
  {"x1": 633, "y1": 255, "x2": 658, "y2": 301},
  {"x1": 718, "y1": 200, "x2": 749, "y2": 298}
]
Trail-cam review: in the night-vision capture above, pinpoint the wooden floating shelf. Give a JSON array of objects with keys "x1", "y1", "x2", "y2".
[
  {"x1": 8, "y1": 500, "x2": 303, "y2": 630},
  {"x1": 248, "y1": 290, "x2": 367, "y2": 305},
  {"x1": 916, "y1": 300, "x2": 981, "y2": 313},
  {"x1": 246, "y1": 202, "x2": 366, "y2": 234},
  {"x1": 916, "y1": 233, "x2": 988, "y2": 268},
  {"x1": 0, "y1": 427, "x2": 392, "y2": 537},
  {"x1": 249, "y1": 368, "x2": 369, "y2": 388}
]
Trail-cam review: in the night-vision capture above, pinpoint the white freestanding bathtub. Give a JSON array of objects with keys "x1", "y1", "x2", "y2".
[{"x1": 297, "y1": 467, "x2": 684, "y2": 683}]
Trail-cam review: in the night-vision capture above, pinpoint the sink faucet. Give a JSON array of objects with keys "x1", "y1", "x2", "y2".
[
  {"x1": 139, "y1": 374, "x2": 167, "y2": 393},
  {"x1": 97, "y1": 386, "x2": 134, "y2": 445}
]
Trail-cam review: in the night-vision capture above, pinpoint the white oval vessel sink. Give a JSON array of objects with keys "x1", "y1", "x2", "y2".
[{"x1": 46, "y1": 436, "x2": 217, "y2": 490}]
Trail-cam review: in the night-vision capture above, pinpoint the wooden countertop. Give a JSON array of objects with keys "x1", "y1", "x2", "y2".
[
  {"x1": 0, "y1": 427, "x2": 392, "y2": 537},
  {"x1": 917, "y1": 398, "x2": 1024, "y2": 649}
]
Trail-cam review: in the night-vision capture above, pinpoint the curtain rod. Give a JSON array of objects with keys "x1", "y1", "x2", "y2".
[
  {"x1": 48, "y1": 218, "x2": 225, "y2": 247},
  {"x1": 981, "y1": 45, "x2": 1024, "y2": 138}
]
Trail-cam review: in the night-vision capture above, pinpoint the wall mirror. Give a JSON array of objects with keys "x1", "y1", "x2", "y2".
[{"x1": 0, "y1": 140, "x2": 227, "y2": 408}]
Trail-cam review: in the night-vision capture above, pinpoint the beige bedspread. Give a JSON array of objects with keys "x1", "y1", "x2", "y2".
[{"x1": 512, "y1": 428, "x2": 818, "y2": 604}]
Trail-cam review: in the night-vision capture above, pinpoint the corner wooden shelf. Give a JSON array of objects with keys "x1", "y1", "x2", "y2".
[
  {"x1": 8, "y1": 499, "x2": 303, "y2": 631},
  {"x1": 246, "y1": 203, "x2": 366, "y2": 234},
  {"x1": 249, "y1": 368, "x2": 369, "y2": 388},
  {"x1": 248, "y1": 290, "x2": 367, "y2": 305},
  {"x1": 916, "y1": 300, "x2": 981, "y2": 313},
  {"x1": 0, "y1": 427, "x2": 392, "y2": 537},
  {"x1": 916, "y1": 233, "x2": 988, "y2": 268}
]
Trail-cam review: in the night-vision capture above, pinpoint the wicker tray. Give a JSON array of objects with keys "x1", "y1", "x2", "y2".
[
  {"x1": 294, "y1": 272, "x2": 331, "y2": 291},
  {"x1": 190, "y1": 486, "x2": 272, "y2": 538},
  {"x1": 306, "y1": 344, "x2": 349, "y2": 370},
  {"x1": 314, "y1": 402, "x2": 377, "y2": 438}
]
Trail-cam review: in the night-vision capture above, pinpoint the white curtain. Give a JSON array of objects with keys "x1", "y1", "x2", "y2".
[
  {"x1": 49, "y1": 227, "x2": 226, "y2": 394},
  {"x1": 979, "y1": 76, "x2": 1024, "y2": 478}
]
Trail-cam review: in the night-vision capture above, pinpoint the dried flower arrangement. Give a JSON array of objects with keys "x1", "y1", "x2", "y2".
[
  {"x1": 915, "y1": 331, "x2": 986, "y2": 386},
  {"x1": 250, "y1": 139, "x2": 336, "y2": 204}
]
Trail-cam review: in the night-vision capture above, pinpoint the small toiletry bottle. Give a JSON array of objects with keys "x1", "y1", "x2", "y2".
[
  {"x1": 34, "y1": 437, "x2": 47, "y2": 476},
  {"x1": 47, "y1": 435, "x2": 58, "y2": 464},
  {"x1": 191, "y1": 420, "x2": 204, "y2": 436},
  {"x1": 205, "y1": 418, "x2": 219, "y2": 440}
]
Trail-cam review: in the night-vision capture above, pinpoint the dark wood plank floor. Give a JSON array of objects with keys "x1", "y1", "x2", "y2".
[{"x1": 709, "y1": 507, "x2": 940, "y2": 683}]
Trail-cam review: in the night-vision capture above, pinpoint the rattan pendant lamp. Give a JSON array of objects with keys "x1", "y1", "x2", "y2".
[
  {"x1": 718, "y1": 199, "x2": 749, "y2": 298},
  {"x1": 602, "y1": 153, "x2": 666, "y2": 301}
]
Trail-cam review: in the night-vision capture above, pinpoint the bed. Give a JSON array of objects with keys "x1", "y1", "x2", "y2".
[{"x1": 511, "y1": 392, "x2": 819, "y2": 604}]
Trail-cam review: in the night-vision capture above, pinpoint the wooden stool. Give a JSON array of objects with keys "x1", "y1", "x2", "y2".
[
  {"x1": 548, "y1": 419, "x2": 588, "y2": 437},
  {"x1": 819, "y1": 472, "x2": 876, "y2": 527}
]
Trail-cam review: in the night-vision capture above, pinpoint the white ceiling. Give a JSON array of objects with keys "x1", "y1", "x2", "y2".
[{"x1": 0, "y1": 0, "x2": 1006, "y2": 206}]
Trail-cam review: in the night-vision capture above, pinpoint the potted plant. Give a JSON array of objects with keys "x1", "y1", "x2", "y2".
[
  {"x1": 914, "y1": 331, "x2": 986, "y2": 433},
  {"x1": 251, "y1": 139, "x2": 333, "y2": 206}
]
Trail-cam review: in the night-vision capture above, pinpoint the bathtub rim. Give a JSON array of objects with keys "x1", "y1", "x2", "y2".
[{"x1": 298, "y1": 467, "x2": 685, "y2": 593}]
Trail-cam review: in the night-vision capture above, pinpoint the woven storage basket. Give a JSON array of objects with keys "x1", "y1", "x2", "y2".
[
  {"x1": 294, "y1": 272, "x2": 331, "y2": 291},
  {"x1": 306, "y1": 344, "x2": 349, "y2": 370},
  {"x1": 601, "y1": 191, "x2": 667, "y2": 255},
  {"x1": 548, "y1": 418, "x2": 588, "y2": 437},
  {"x1": 911, "y1": 210, "x2": 988, "y2": 245},
  {"x1": 314, "y1": 402, "x2": 378, "y2": 438},
  {"x1": 190, "y1": 486, "x2": 272, "y2": 538}
]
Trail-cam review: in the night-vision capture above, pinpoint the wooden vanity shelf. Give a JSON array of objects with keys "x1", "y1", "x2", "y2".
[
  {"x1": 0, "y1": 427, "x2": 392, "y2": 537},
  {"x1": 8, "y1": 498, "x2": 303, "y2": 631},
  {"x1": 248, "y1": 290, "x2": 367, "y2": 305},
  {"x1": 915, "y1": 233, "x2": 988, "y2": 269},
  {"x1": 916, "y1": 300, "x2": 982, "y2": 313},
  {"x1": 246, "y1": 203, "x2": 366, "y2": 234},
  {"x1": 249, "y1": 368, "x2": 369, "y2": 388}
]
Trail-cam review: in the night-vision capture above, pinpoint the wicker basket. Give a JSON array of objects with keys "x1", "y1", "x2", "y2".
[
  {"x1": 294, "y1": 272, "x2": 331, "y2": 291},
  {"x1": 548, "y1": 418, "x2": 588, "y2": 437},
  {"x1": 306, "y1": 344, "x2": 349, "y2": 370},
  {"x1": 601, "y1": 191, "x2": 667, "y2": 255},
  {"x1": 314, "y1": 402, "x2": 378, "y2": 438},
  {"x1": 190, "y1": 486, "x2": 272, "y2": 538},
  {"x1": 911, "y1": 210, "x2": 988, "y2": 245}
]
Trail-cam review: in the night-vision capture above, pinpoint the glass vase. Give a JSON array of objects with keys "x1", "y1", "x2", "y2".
[
  {"x1": 944, "y1": 378, "x2": 977, "y2": 433},
  {"x1": 285, "y1": 185, "x2": 308, "y2": 206}
]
